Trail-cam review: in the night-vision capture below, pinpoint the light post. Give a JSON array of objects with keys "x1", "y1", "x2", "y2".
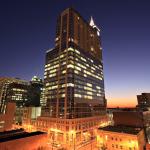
[
  {"x1": 52, "y1": 133, "x2": 54, "y2": 150},
  {"x1": 70, "y1": 130, "x2": 75, "y2": 150},
  {"x1": 90, "y1": 136, "x2": 93, "y2": 150}
]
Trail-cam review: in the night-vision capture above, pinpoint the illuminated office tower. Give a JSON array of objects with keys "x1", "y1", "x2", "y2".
[
  {"x1": 36, "y1": 8, "x2": 107, "y2": 148},
  {"x1": 44, "y1": 8, "x2": 106, "y2": 119}
]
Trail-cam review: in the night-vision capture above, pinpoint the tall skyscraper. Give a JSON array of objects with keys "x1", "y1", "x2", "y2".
[
  {"x1": 34, "y1": 8, "x2": 107, "y2": 149},
  {"x1": 44, "y1": 8, "x2": 106, "y2": 119}
]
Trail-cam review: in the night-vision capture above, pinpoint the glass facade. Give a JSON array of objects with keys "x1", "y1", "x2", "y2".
[
  {"x1": 44, "y1": 46, "x2": 105, "y2": 119},
  {"x1": 43, "y1": 8, "x2": 106, "y2": 119}
]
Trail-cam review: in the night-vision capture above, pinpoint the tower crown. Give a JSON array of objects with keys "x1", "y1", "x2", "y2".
[
  {"x1": 89, "y1": 16, "x2": 95, "y2": 27},
  {"x1": 89, "y1": 16, "x2": 100, "y2": 36}
]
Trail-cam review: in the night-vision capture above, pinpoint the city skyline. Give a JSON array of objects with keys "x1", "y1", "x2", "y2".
[{"x1": 0, "y1": 0, "x2": 150, "y2": 108}]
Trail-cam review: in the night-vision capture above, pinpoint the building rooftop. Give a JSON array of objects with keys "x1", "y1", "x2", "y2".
[
  {"x1": 0, "y1": 128, "x2": 24, "y2": 138},
  {"x1": 0, "y1": 131, "x2": 46, "y2": 143},
  {"x1": 99, "y1": 125, "x2": 142, "y2": 135}
]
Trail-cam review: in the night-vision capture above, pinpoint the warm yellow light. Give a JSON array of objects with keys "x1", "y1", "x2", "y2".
[{"x1": 70, "y1": 130, "x2": 75, "y2": 134}]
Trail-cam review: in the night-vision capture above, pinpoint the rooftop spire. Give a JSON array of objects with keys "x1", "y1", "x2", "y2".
[
  {"x1": 89, "y1": 16, "x2": 100, "y2": 36},
  {"x1": 89, "y1": 16, "x2": 95, "y2": 27}
]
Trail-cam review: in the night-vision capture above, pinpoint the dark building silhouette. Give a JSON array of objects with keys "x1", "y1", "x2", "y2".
[
  {"x1": 137, "y1": 93, "x2": 150, "y2": 110},
  {"x1": 26, "y1": 76, "x2": 43, "y2": 107}
]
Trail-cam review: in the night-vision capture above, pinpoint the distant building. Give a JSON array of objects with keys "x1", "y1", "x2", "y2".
[
  {"x1": 137, "y1": 93, "x2": 150, "y2": 110},
  {"x1": 26, "y1": 76, "x2": 43, "y2": 107},
  {"x1": 97, "y1": 125, "x2": 146, "y2": 150},
  {"x1": 0, "y1": 77, "x2": 29, "y2": 113},
  {"x1": 0, "y1": 76, "x2": 43, "y2": 124},
  {"x1": 0, "y1": 129, "x2": 48, "y2": 150},
  {"x1": 4, "y1": 79, "x2": 29, "y2": 124},
  {"x1": 0, "y1": 102, "x2": 16, "y2": 132}
]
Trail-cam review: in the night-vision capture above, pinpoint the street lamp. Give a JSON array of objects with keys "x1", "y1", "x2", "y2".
[{"x1": 70, "y1": 130, "x2": 75, "y2": 150}]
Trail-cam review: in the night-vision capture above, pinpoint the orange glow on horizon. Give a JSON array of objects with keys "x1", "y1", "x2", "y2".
[{"x1": 107, "y1": 97, "x2": 137, "y2": 108}]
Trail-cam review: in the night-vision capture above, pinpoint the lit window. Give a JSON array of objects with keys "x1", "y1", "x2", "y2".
[
  {"x1": 75, "y1": 66, "x2": 81, "y2": 71},
  {"x1": 67, "y1": 64, "x2": 74, "y2": 69},
  {"x1": 62, "y1": 70, "x2": 66, "y2": 74},
  {"x1": 96, "y1": 86, "x2": 101, "y2": 89},
  {"x1": 86, "y1": 64, "x2": 89, "y2": 67},
  {"x1": 67, "y1": 83, "x2": 74, "y2": 87},
  {"x1": 75, "y1": 49, "x2": 80, "y2": 54},
  {"x1": 74, "y1": 94, "x2": 81, "y2": 98},
  {"x1": 60, "y1": 54, "x2": 64, "y2": 58},
  {"x1": 55, "y1": 37, "x2": 59, "y2": 41},
  {"x1": 80, "y1": 57, "x2": 86, "y2": 62},
  {"x1": 62, "y1": 62, "x2": 66, "y2": 65},
  {"x1": 87, "y1": 91, "x2": 92, "y2": 95},
  {"x1": 49, "y1": 73, "x2": 56, "y2": 77},
  {"x1": 87, "y1": 83, "x2": 92, "y2": 87},
  {"x1": 61, "y1": 94, "x2": 65, "y2": 97},
  {"x1": 68, "y1": 47, "x2": 74, "y2": 52},
  {"x1": 46, "y1": 83, "x2": 49, "y2": 86},
  {"x1": 84, "y1": 74, "x2": 87, "y2": 77},
  {"x1": 97, "y1": 94, "x2": 101, "y2": 96},
  {"x1": 91, "y1": 47, "x2": 94, "y2": 51},
  {"x1": 74, "y1": 70, "x2": 79, "y2": 74},
  {"x1": 51, "y1": 85, "x2": 58, "y2": 89},
  {"x1": 91, "y1": 67, "x2": 96, "y2": 70}
]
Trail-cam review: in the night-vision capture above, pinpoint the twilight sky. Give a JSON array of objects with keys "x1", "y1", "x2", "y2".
[{"x1": 0, "y1": 0, "x2": 150, "y2": 107}]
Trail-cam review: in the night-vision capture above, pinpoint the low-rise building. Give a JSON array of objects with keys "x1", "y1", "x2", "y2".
[
  {"x1": 113, "y1": 111, "x2": 144, "y2": 127},
  {"x1": 97, "y1": 125, "x2": 146, "y2": 150},
  {"x1": 0, "y1": 102, "x2": 16, "y2": 132},
  {"x1": 0, "y1": 129, "x2": 48, "y2": 150}
]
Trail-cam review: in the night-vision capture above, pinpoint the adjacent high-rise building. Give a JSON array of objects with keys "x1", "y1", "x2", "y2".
[
  {"x1": 0, "y1": 76, "x2": 44, "y2": 124},
  {"x1": 0, "y1": 77, "x2": 29, "y2": 114},
  {"x1": 44, "y1": 8, "x2": 106, "y2": 119}
]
